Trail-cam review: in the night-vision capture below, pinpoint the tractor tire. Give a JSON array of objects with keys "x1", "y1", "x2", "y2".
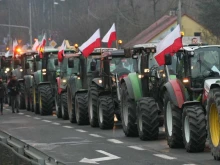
[
  {"x1": 33, "y1": 87, "x2": 39, "y2": 114},
  {"x1": 67, "y1": 88, "x2": 76, "y2": 123},
  {"x1": 19, "y1": 83, "x2": 26, "y2": 109},
  {"x1": 121, "y1": 83, "x2": 138, "y2": 137},
  {"x1": 88, "y1": 83, "x2": 99, "y2": 127},
  {"x1": 29, "y1": 88, "x2": 34, "y2": 112},
  {"x1": 55, "y1": 93, "x2": 62, "y2": 118},
  {"x1": 97, "y1": 96, "x2": 114, "y2": 129},
  {"x1": 38, "y1": 85, "x2": 54, "y2": 116},
  {"x1": 164, "y1": 91, "x2": 184, "y2": 148},
  {"x1": 25, "y1": 89, "x2": 31, "y2": 111},
  {"x1": 61, "y1": 92, "x2": 69, "y2": 120},
  {"x1": 75, "y1": 93, "x2": 89, "y2": 125},
  {"x1": 137, "y1": 97, "x2": 159, "y2": 141},
  {"x1": 182, "y1": 105, "x2": 206, "y2": 152},
  {"x1": 207, "y1": 88, "x2": 220, "y2": 160}
]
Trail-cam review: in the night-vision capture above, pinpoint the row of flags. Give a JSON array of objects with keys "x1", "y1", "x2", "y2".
[{"x1": 6, "y1": 23, "x2": 182, "y2": 66}]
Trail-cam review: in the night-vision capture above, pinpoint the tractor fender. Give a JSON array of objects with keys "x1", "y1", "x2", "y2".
[
  {"x1": 121, "y1": 72, "x2": 142, "y2": 101},
  {"x1": 56, "y1": 77, "x2": 62, "y2": 94},
  {"x1": 163, "y1": 79, "x2": 186, "y2": 108},
  {"x1": 99, "y1": 90, "x2": 111, "y2": 97},
  {"x1": 33, "y1": 71, "x2": 40, "y2": 85},
  {"x1": 38, "y1": 81, "x2": 51, "y2": 87},
  {"x1": 24, "y1": 75, "x2": 33, "y2": 88},
  {"x1": 92, "y1": 78, "x2": 103, "y2": 88},
  {"x1": 182, "y1": 101, "x2": 201, "y2": 109},
  {"x1": 75, "y1": 89, "x2": 88, "y2": 96},
  {"x1": 210, "y1": 83, "x2": 220, "y2": 90}
]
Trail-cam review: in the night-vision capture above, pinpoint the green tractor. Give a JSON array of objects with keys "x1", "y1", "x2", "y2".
[
  {"x1": 88, "y1": 49, "x2": 138, "y2": 129},
  {"x1": 32, "y1": 47, "x2": 59, "y2": 115}
]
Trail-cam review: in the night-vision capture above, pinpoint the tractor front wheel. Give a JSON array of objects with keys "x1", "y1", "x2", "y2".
[
  {"x1": 207, "y1": 88, "x2": 220, "y2": 160},
  {"x1": 137, "y1": 97, "x2": 159, "y2": 141},
  {"x1": 61, "y1": 92, "x2": 69, "y2": 120}
]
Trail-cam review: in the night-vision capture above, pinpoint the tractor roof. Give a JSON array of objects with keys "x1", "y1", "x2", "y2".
[
  {"x1": 133, "y1": 43, "x2": 157, "y2": 49},
  {"x1": 180, "y1": 45, "x2": 220, "y2": 52}
]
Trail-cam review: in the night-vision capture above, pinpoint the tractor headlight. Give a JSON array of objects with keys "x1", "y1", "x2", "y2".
[
  {"x1": 42, "y1": 72, "x2": 46, "y2": 75},
  {"x1": 77, "y1": 76, "x2": 80, "y2": 80},
  {"x1": 138, "y1": 74, "x2": 144, "y2": 78},
  {"x1": 98, "y1": 80, "x2": 102, "y2": 84},
  {"x1": 144, "y1": 68, "x2": 150, "y2": 73},
  {"x1": 4, "y1": 71, "x2": 7, "y2": 73},
  {"x1": 6, "y1": 68, "x2": 10, "y2": 72},
  {"x1": 62, "y1": 79, "x2": 67, "y2": 83},
  {"x1": 20, "y1": 69, "x2": 23, "y2": 72},
  {"x1": 42, "y1": 69, "x2": 46, "y2": 72},
  {"x1": 112, "y1": 77, "x2": 116, "y2": 82}
]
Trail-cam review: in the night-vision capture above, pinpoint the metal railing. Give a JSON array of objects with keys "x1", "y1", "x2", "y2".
[{"x1": 0, "y1": 130, "x2": 66, "y2": 165}]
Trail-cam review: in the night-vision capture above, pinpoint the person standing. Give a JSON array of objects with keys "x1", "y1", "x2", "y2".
[
  {"x1": 0, "y1": 77, "x2": 6, "y2": 115},
  {"x1": 7, "y1": 75, "x2": 20, "y2": 113}
]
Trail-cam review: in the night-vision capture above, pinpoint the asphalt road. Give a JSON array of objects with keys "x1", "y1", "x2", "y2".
[{"x1": 0, "y1": 104, "x2": 219, "y2": 165}]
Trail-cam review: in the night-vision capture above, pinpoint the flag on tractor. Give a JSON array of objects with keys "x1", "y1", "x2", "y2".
[
  {"x1": 102, "y1": 23, "x2": 117, "y2": 48},
  {"x1": 79, "y1": 29, "x2": 101, "y2": 57},
  {"x1": 32, "y1": 39, "x2": 39, "y2": 51},
  {"x1": 58, "y1": 40, "x2": 66, "y2": 62},
  {"x1": 12, "y1": 39, "x2": 19, "y2": 57},
  {"x1": 154, "y1": 25, "x2": 183, "y2": 66},
  {"x1": 38, "y1": 34, "x2": 46, "y2": 58}
]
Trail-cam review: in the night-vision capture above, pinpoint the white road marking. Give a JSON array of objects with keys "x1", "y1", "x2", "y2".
[
  {"x1": 182, "y1": 164, "x2": 197, "y2": 165},
  {"x1": 25, "y1": 115, "x2": 31, "y2": 117},
  {"x1": 79, "y1": 150, "x2": 120, "y2": 164},
  {"x1": 42, "y1": 120, "x2": 52, "y2": 123},
  {"x1": 75, "y1": 129, "x2": 87, "y2": 133},
  {"x1": 153, "y1": 154, "x2": 177, "y2": 160},
  {"x1": 52, "y1": 122, "x2": 60, "y2": 125},
  {"x1": 107, "y1": 139, "x2": 123, "y2": 144},
  {"x1": 128, "y1": 146, "x2": 145, "y2": 151},
  {"x1": 63, "y1": 126, "x2": 73, "y2": 129},
  {"x1": 34, "y1": 117, "x2": 41, "y2": 120},
  {"x1": 18, "y1": 113, "x2": 24, "y2": 115},
  {"x1": 89, "y1": 134, "x2": 103, "y2": 138}
]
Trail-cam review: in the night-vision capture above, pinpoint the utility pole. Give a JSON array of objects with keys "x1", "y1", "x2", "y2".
[
  {"x1": 177, "y1": 0, "x2": 182, "y2": 30},
  {"x1": 29, "y1": 0, "x2": 33, "y2": 45},
  {"x1": 8, "y1": 0, "x2": 11, "y2": 49}
]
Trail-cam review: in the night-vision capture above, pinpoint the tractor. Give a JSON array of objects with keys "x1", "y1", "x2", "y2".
[
  {"x1": 88, "y1": 49, "x2": 138, "y2": 129},
  {"x1": 120, "y1": 43, "x2": 168, "y2": 140},
  {"x1": 32, "y1": 47, "x2": 59, "y2": 115}
]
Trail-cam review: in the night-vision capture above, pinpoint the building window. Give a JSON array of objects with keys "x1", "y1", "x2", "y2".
[{"x1": 194, "y1": 32, "x2": 201, "y2": 36}]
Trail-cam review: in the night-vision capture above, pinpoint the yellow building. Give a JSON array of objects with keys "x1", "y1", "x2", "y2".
[{"x1": 125, "y1": 14, "x2": 218, "y2": 48}]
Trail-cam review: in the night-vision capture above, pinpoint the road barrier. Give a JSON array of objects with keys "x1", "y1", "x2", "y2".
[{"x1": 0, "y1": 130, "x2": 66, "y2": 165}]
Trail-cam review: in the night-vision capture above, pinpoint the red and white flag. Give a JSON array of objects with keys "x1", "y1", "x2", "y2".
[
  {"x1": 154, "y1": 25, "x2": 183, "y2": 66},
  {"x1": 79, "y1": 29, "x2": 101, "y2": 57},
  {"x1": 32, "y1": 39, "x2": 39, "y2": 51},
  {"x1": 102, "y1": 23, "x2": 116, "y2": 48},
  {"x1": 38, "y1": 34, "x2": 46, "y2": 58},
  {"x1": 13, "y1": 39, "x2": 18, "y2": 56},
  {"x1": 58, "y1": 40, "x2": 66, "y2": 62}
]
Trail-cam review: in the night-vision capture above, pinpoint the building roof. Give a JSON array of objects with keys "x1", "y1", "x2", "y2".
[{"x1": 124, "y1": 15, "x2": 178, "y2": 48}]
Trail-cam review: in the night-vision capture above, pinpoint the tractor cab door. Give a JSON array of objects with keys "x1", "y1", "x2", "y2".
[{"x1": 87, "y1": 56, "x2": 100, "y2": 87}]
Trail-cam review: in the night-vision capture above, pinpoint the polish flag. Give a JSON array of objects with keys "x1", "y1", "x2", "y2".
[
  {"x1": 38, "y1": 34, "x2": 46, "y2": 58},
  {"x1": 79, "y1": 29, "x2": 101, "y2": 57},
  {"x1": 32, "y1": 39, "x2": 39, "y2": 51},
  {"x1": 5, "y1": 51, "x2": 10, "y2": 58},
  {"x1": 13, "y1": 39, "x2": 18, "y2": 56},
  {"x1": 102, "y1": 23, "x2": 116, "y2": 48},
  {"x1": 58, "y1": 40, "x2": 66, "y2": 62},
  {"x1": 154, "y1": 25, "x2": 183, "y2": 66}
]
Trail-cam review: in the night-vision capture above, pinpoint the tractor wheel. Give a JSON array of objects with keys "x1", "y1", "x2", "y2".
[
  {"x1": 75, "y1": 93, "x2": 89, "y2": 125},
  {"x1": 61, "y1": 92, "x2": 69, "y2": 120},
  {"x1": 97, "y1": 96, "x2": 114, "y2": 129},
  {"x1": 164, "y1": 91, "x2": 184, "y2": 148},
  {"x1": 88, "y1": 83, "x2": 99, "y2": 127},
  {"x1": 207, "y1": 88, "x2": 220, "y2": 160},
  {"x1": 67, "y1": 88, "x2": 76, "y2": 123},
  {"x1": 55, "y1": 93, "x2": 62, "y2": 118},
  {"x1": 182, "y1": 105, "x2": 206, "y2": 152},
  {"x1": 121, "y1": 83, "x2": 138, "y2": 137},
  {"x1": 29, "y1": 88, "x2": 34, "y2": 112},
  {"x1": 38, "y1": 85, "x2": 54, "y2": 116},
  {"x1": 137, "y1": 97, "x2": 159, "y2": 141},
  {"x1": 25, "y1": 89, "x2": 31, "y2": 111},
  {"x1": 19, "y1": 83, "x2": 26, "y2": 109},
  {"x1": 33, "y1": 87, "x2": 39, "y2": 114}
]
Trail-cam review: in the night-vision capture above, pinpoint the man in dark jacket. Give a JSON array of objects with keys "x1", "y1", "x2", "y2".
[
  {"x1": 0, "y1": 77, "x2": 6, "y2": 115},
  {"x1": 7, "y1": 75, "x2": 20, "y2": 113}
]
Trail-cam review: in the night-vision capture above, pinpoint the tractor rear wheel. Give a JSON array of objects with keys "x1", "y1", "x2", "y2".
[
  {"x1": 182, "y1": 105, "x2": 206, "y2": 152},
  {"x1": 75, "y1": 93, "x2": 89, "y2": 125},
  {"x1": 121, "y1": 83, "x2": 138, "y2": 137},
  {"x1": 207, "y1": 88, "x2": 220, "y2": 160},
  {"x1": 61, "y1": 92, "x2": 69, "y2": 120},
  {"x1": 137, "y1": 97, "x2": 159, "y2": 140},
  {"x1": 164, "y1": 92, "x2": 184, "y2": 148},
  {"x1": 19, "y1": 83, "x2": 26, "y2": 109},
  {"x1": 98, "y1": 96, "x2": 114, "y2": 129},
  {"x1": 88, "y1": 83, "x2": 99, "y2": 127},
  {"x1": 33, "y1": 87, "x2": 39, "y2": 114},
  {"x1": 38, "y1": 85, "x2": 54, "y2": 116}
]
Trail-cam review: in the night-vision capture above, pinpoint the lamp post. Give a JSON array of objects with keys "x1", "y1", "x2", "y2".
[
  {"x1": 29, "y1": 0, "x2": 32, "y2": 45},
  {"x1": 177, "y1": 0, "x2": 182, "y2": 30}
]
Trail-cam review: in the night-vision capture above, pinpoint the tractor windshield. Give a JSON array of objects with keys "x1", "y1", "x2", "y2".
[
  {"x1": 47, "y1": 54, "x2": 59, "y2": 72},
  {"x1": 191, "y1": 47, "x2": 220, "y2": 78},
  {"x1": 110, "y1": 57, "x2": 137, "y2": 74}
]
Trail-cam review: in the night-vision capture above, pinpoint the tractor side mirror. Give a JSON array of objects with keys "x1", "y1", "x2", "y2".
[
  {"x1": 68, "y1": 58, "x2": 74, "y2": 68},
  {"x1": 90, "y1": 61, "x2": 96, "y2": 71},
  {"x1": 54, "y1": 59, "x2": 58, "y2": 66},
  {"x1": 25, "y1": 63, "x2": 30, "y2": 69},
  {"x1": 165, "y1": 54, "x2": 172, "y2": 65},
  {"x1": 124, "y1": 48, "x2": 132, "y2": 58},
  {"x1": 35, "y1": 55, "x2": 40, "y2": 61}
]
